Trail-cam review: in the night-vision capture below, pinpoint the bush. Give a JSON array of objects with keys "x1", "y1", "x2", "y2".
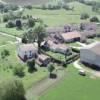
[
  {"x1": 25, "y1": 5, "x2": 33, "y2": 9},
  {"x1": 80, "y1": 13, "x2": 89, "y2": 19},
  {"x1": 72, "y1": 48, "x2": 80, "y2": 53},
  {"x1": 1, "y1": 49, "x2": 10, "y2": 59},
  {"x1": 22, "y1": 36, "x2": 28, "y2": 44},
  {"x1": 6, "y1": 20, "x2": 15, "y2": 28},
  {"x1": 0, "y1": 79, "x2": 26, "y2": 100},
  {"x1": 90, "y1": 16, "x2": 99, "y2": 22},
  {"x1": 13, "y1": 65, "x2": 25, "y2": 77},
  {"x1": 3, "y1": 14, "x2": 9, "y2": 22}
]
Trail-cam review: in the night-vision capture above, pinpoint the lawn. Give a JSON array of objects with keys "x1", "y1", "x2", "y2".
[
  {"x1": 0, "y1": 23, "x2": 25, "y2": 37},
  {"x1": 46, "y1": 51, "x2": 66, "y2": 62},
  {"x1": 0, "y1": 44, "x2": 48, "y2": 90},
  {"x1": 66, "y1": 42, "x2": 81, "y2": 47},
  {"x1": 0, "y1": 34, "x2": 15, "y2": 45},
  {"x1": 22, "y1": 1, "x2": 99, "y2": 26},
  {"x1": 40, "y1": 64, "x2": 100, "y2": 100}
]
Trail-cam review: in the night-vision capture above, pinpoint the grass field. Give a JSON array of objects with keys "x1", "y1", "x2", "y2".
[
  {"x1": 0, "y1": 34, "x2": 15, "y2": 45},
  {"x1": 0, "y1": 1, "x2": 100, "y2": 36},
  {"x1": 22, "y1": 1, "x2": 100, "y2": 26},
  {"x1": 40, "y1": 64, "x2": 100, "y2": 100},
  {"x1": 0, "y1": 44, "x2": 48, "y2": 90}
]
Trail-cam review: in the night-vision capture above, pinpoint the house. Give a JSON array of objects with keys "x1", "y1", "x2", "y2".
[
  {"x1": 17, "y1": 44, "x2": 38, "y2": 61},
  {"x1": 36, "y1": 54, "x2": 51, "y2": 66},
  {"x1": 80, "y1": 30, "x2": 96, "y2": 38},
  {"x1": 43, "y1": 40, "x2": 70, "y2": 54},
  {"x1": 80, "y1": 42, "x2": 100, "y2": 68},
  {"x1": 80, "y1": 22, "x2": 97, "y2": 31},
  {"x1": 59, "y1": 31, "x2": 81, "y2": 42}
]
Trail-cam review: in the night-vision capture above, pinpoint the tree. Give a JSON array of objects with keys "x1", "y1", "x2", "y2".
[
  {"x1": 34, "y1": 23, "x2": 47, "y2": 52},
  {"x1": 0, "y1": 79, "x2": 26, "y2": 100},
  {"x1": 80, "y1": 13, "x2": 89, "y2": 20},
  {"x1": 16, "y1": 19, "x2": 22, "y2": 29},
  {"x1": 90, "y1": 16, "x2": 99, "y2": 22},
  {"x1": 23, "y1": 28, "x2": 35, "y2": 43},
  {"x1": 48, "y1": 63, "x2": 55, "y2": 77},
  {"x1": 13, "y1": 64, "x2": 25, "y2": 77},
  {"x1": 27, "y1": 18, "x2": 35, "y2": 27},
  {"x1": 27, "y1": 59, "x2": 36, "y2": 72}
]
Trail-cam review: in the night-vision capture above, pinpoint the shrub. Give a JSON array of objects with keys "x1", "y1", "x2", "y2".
[
  {"x1": 0, "y1": 79, "x2": 26, "y2": 100},
  {"x1": 80, "y1": 13, "x2": 89, "y2": 19},
  {"x1": 3, "y1": 14, "x2": 9, "y2": 22},
  {"x1": 6, "y1": 20, "x2": 15, "y2": 28},
  {"x1": 90, "y1": 16, "x2": 99, "y2": 22},
  {"x1": 13, "y1": 65, "x2": 25, "y2": 77},
  {"x1": 1, "y1": 49, "x2": 10, "y2": 59},
  {"x1": 25, "y1": 5, "x2": 33, "y2": 9},
  {"x1": 22, "y1": 36, "x2": 28, "y2": 44}
]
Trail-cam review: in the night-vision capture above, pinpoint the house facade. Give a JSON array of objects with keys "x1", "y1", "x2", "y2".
[
  {"x1": 17, "y1": 44, "x2": 38, "y2": 61},
  {"x1": 80, "y1": 42, "x2": 100, "y2": 67}
]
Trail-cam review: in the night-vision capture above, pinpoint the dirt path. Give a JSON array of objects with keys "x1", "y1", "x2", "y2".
[{"x1": 26, "y1": 69, "x2": 66, "y2": 100}]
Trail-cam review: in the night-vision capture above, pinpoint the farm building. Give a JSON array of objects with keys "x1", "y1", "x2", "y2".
[
  {"x1": 80, "y1": 22, "x2": 97, "y2": 31},
  {"x1": 42, "y1": 40, "x2": 70, "y2": 54},
  {"x1": 17, "y1": 44, "x2": 38, "y2": 61},
  {"x1": 80, "y1": 42, "x2": 100, "y2": 68},
  {"x1": 58, "y1": 31, "x2": 81, "y2": 42},
  {"x1": 36, "y1": 54, "x2": 51, "y2": 66}
]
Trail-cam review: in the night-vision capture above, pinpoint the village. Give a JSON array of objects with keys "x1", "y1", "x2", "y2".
[
  {"x1": 0, "y1": 0, "x2": 100, "y2": 100},
  {"x1": 18, "y1": 22, "x2": 100, "y2": 71}
]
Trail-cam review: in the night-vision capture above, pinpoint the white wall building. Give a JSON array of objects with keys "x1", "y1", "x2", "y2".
[
  {"x1": 80, "y1": 42, "x2": 100, "y2": 67},
  {"x1": 17, "y1": 44, "x2": 38, "y2": 61}
]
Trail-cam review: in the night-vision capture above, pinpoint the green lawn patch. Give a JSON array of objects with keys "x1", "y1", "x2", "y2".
[
  {"x1": 40, "y1": 64, "x2": 100, "y2": 100},
  {"x1": 0, "y1": 44, "x2": 48, "y2": 90},
  {"x1": 0, "y1": 34, "x2": 16, "y2": 45}
]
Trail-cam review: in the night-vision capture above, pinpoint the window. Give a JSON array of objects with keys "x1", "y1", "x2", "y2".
[{"x1": 29, "y1": 51, "x2": 32, "y2": 56}]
